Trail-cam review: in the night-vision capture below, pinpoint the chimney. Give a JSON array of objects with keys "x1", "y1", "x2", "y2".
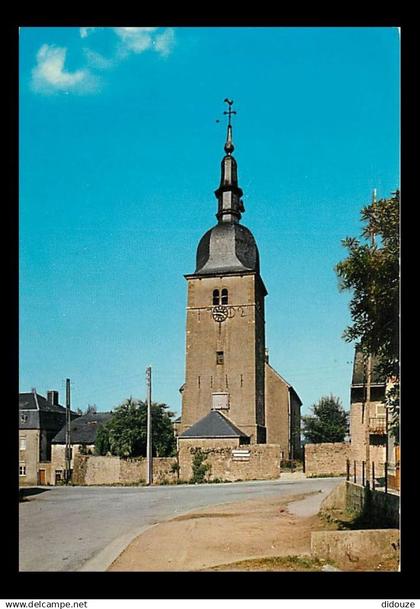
[
  {"x1": 32, "y1": 388, "x2": 40, "y2": 410},
  {"x1": 265, "y1": 348, "x2": 269, "y2": 364},
  {"x1": 47, "y1": 390, "x2": 59, "y2": 406}
]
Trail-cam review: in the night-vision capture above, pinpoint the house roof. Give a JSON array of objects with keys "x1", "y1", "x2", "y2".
[
  {"x1": 52, "y1": 412, "x2": 113, "y2": 445},
  {"x1": 179, "y1": 410, "x2": 248, "y2": 439},
  {"x1": 19, "y1": 392, "x2": 78, "y2": 415}
]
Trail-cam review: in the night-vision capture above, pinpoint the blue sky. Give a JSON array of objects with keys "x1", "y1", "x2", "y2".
[{"x1": 19, "y1": 27, "x2": 400, "y2": 417}]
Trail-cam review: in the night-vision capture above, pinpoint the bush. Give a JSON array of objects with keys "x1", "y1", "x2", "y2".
[{"x1": 190, "y1": 449, "x2": 211, "y2": 484}]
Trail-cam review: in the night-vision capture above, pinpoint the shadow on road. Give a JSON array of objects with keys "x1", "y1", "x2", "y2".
[{"x1": 19, "y1": 487, "x2": 51, "y2": 501}]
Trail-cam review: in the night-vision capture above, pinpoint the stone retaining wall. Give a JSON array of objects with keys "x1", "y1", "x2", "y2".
[
  {"x1": 304, "y1": 442, "x2": 351, "y2": 477},
  {"x1": 320, "y1": 480, "x2": 400, "y2": 528},
  {"x1": 311, "y1": 529, "x2": 399, "y2": 566}
]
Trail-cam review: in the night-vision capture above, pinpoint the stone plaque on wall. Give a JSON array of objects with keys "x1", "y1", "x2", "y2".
[{"x1": 211, "y1": 392, "x2": 230, "y2": 411}]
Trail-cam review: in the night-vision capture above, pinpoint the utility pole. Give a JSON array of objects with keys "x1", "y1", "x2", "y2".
[
  {"x1": 65, "y1": 378, "x2": 71, "y2": 484},
  {"x1": 146, "y1": 366, "x2": 153, "y2": 486},
  {"x1": 365, "y1": 352, "x2": 372, "y2": 484},
  {"x1": 365, "y1": 189, "x2": 377, "y2": 485},
  {"x1": 384, "y1": 402, "x2": 388, "y2": 492}
]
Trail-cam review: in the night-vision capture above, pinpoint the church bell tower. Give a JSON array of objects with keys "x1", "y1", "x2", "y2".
[{"x1": 180, "y1": 100, "x2": 267, "y2": 443}]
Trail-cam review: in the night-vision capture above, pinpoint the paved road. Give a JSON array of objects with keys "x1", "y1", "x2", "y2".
[{"x1": 19, "y1": 477, "x2": 343, "y2": 572}]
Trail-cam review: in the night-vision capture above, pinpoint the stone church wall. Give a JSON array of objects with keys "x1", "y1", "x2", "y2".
[
  {"x1": 304, "y1": 442, "x2": 351, "y2": 477},
  {"x1": 178, "y1": 442, "x2": 281, "y2": 482},
  {"x1": 264, "y1": 363, "x2": 289, "y2": 452},
  {"x1": 181, "y1": 274, "x2": 264, "y2": 444}
]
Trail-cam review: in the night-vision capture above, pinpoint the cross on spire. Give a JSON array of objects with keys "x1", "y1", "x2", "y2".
[{"x1": 223, "y1": 98, "x2": 236, "y2": 126}]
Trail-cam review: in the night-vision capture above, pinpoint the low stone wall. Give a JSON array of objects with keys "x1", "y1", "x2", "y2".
[
  {"x1": 73, "y1": 454, "x2": 178, "y2": 485},
  {"x1": 119, "y1": 458, "x2": 146, "y2": 484},
  {"x1": 311, "y1": 529, "x2": 399, "y2": 566},
  {"x1": 320, "y1": 480, "x2": 400, "y2": 529},
  {"x1": 348, "y1": 482, "x2": 400, "y2": 528},
  {"x1": 178, "y1": 442, "x2": 281, "y2": 482},
  {"x1": 319, "y1": 479, "x2": 348, "y2": 511},
  {"x1": 153, "y1": 457, "x2": 178, "y2": 484},
  {"x1": 73, "y1": 455, "x2": 121, "y2": 485},
  {"x1": 73, "y1": 444, "x2": 281, "y2": 485},
  {"x1": 304, "y1": 442, "x2": 351, "y2": 477}
]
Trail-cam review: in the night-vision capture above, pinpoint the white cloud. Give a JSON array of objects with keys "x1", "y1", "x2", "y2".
[
  {"x1": 83, "y1": 47, "x2": 115, "y2": 70},
  {"x1": 153, "y1": 28, "x2": 176, "y2": 57},
  {"x1": 113, "y1": 27, "x2": 159, "y2": 54},
  {"x1": 31, "y1": 44, "x2": 99, "y2": 94},
  {"x1": 30, "y1": 28, "x2": 177, "y2": 96},
  {"x1": 80, "y1": 27, "x2": 97, "y2": 39}
]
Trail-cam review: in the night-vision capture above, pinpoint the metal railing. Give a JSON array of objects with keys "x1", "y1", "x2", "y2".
[
  {"x1": 345, "y1": 458, "x2": 399, "y2": 493},
  {"x1": 368, "y1": 417, "x2": 387, "y2": 433}
]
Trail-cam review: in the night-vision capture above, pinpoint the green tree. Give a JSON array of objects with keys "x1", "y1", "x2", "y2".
[
  {"x1": 95, "y1": 423, "x2": 111, "y2": 455},
  {"x1": 302, "y1": 395, "x2": 349, "y2": 444},
  {"x1": 95, "y1": 397, "x2": 176, "y2": 458},
  {"x1": 335, "y1": 190, "x2": 399, "y2": 439}
]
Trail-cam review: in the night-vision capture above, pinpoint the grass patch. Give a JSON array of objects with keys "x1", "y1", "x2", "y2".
[
  {"x1": 208, "y1": 555, "x2": 325, "y2": 572},
  {"x1": 319, "y1": 506, "x2": 397, "y2": 531},
  {"x1": 173, "y1": 512, "x2": 240, "y2": 522},
  {"x1": 306, "y1": 473, "x2": 344, "y2": 478}
]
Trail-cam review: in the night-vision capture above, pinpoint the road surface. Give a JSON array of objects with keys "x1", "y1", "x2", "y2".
[{"x1": 19, "y1": 477, "x2": 343, "y2": 572}]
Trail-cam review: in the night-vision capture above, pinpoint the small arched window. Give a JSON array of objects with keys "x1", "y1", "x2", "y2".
[
  {"x1": 213, "y1": 289, "x2": 220, "y2": 305},
  {"x1": 221, "y1": 288, "x2": 228, "y2": 305}
]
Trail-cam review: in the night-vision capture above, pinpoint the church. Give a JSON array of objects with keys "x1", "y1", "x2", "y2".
[{"x1": 177, "y1": 100, "x2": 301, "y2": 460}]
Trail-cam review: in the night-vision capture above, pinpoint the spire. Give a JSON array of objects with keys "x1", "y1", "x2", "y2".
[
  {"x1": 224, "y1": 99, "x2": 235, "y2": 154},
  {"x1": 225, "y1": 124, "x2": 234, "y2": 155},
  {"x1": 214, "y1": 99, "x2": 245, "y2": 224}
]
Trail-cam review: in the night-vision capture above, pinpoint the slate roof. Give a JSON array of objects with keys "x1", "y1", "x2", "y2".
[
  {"x1": 194, "y1": 223, "x2": 260, "y2": 276},
  {"x1": 52, "y1": 412, "x2": 113, "y2": 445},
  {"x1": 351, "y1": 348, "x2": 386, "y2": 386},
  {"x1": 179, "y1": 410, "x2": 248, "y2": 439},
  {"x1": 19, "y1": 392, "x2": 80, "y2": 431},
  {"x1": 19, "y1": 392, "x2": 67, "y2": 413}
]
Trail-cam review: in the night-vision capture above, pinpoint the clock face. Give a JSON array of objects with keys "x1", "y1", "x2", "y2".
[{"x1": 212, "y1": 305, "x2": 229, "y2": 322}]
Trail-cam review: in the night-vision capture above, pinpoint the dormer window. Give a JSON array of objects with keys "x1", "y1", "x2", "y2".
[
  {"x1": 213, "y1": 289, "x2": 220, "y2": 305},
  {"x1": 221, "y1": 289, "x2": 228, "y2": 304}
]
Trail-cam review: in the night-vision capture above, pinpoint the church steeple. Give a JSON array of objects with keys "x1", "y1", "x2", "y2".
[{"x1": 215, "y1": 99, "x2": 245, "y2": 224}]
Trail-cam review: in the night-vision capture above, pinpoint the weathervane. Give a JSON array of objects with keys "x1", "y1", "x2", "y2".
[
  {"x1": 216, "y1": 98, "x2": 237, "y2": 125},
  {"x1": 223, "y1": 98, "x2": 236, "y2": 126}
]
